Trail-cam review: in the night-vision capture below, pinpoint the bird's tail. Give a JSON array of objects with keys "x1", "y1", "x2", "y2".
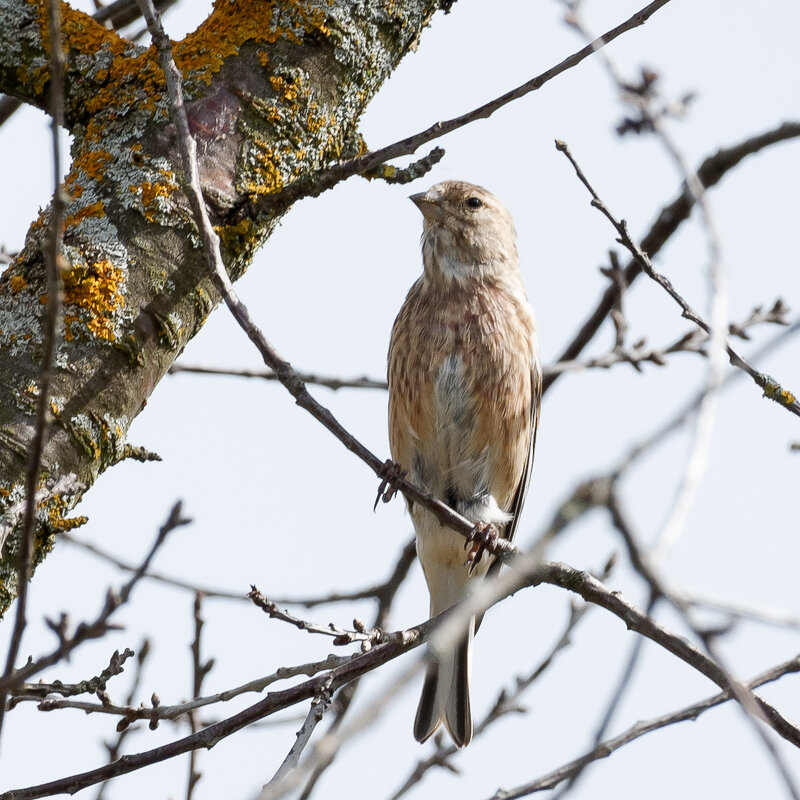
[{"x1": 413, "y1": 616, "x2": 474, "y2": 747}]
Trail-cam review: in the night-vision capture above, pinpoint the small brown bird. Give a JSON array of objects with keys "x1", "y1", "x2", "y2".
[{"x1": 388, "y1": 180, "x2": 541, "y2": 747}]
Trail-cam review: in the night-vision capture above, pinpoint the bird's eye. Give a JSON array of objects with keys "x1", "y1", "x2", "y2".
[{"x1": 466, "y1": 196, "x2": 483, "y2": 209}]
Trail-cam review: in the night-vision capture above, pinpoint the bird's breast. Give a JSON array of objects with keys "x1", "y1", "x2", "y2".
[{"x1": 388, "y1": 276, "x2": 535, "y2": 518}]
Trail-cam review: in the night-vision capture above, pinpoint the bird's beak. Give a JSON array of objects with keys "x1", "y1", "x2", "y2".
[{"x1": 410, "y1": 192, "x2": 444, "y2": 223}]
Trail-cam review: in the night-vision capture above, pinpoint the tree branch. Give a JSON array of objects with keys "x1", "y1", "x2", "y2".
[
  {"x1": 555, "y1": 139, "x2": 800, "y2": 418},
  {"x1": 544, "y1": 121, "x2": 800, "y2": 394}
]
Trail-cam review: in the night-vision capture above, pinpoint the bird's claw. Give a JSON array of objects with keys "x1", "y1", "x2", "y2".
[
  {"x1": 374, "y1": 460, "x2": 406, "y2": 511},
  {"x1": 464, "y1": 522, "x2": 499, "y2": 575}
]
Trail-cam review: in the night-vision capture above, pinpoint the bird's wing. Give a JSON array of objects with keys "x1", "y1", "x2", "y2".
[{"x1": 487, "y1": 355, "x2": 541, "y2": 581}]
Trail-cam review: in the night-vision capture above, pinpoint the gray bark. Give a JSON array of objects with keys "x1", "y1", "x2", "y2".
[{"x1": 0, "y1": 0, "x2": 446, "y2": 613}]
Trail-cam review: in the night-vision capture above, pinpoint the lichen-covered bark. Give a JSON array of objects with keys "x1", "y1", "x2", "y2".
[{"x1": 0, "y1": 0, "x2": 447, "y2": 613}]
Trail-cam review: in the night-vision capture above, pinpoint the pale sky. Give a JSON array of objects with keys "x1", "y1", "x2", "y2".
[{"x1": 1, "y1": 2, "x2": 800, "y2": 798}]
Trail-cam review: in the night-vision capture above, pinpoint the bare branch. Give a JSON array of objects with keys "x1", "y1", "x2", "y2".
[
  {"x1": 262, "y1": 679, "x2": 334, "y2": 795},
  {"x1": 544, "y1": 121, "x2": 800, "y2": 394},
  {"x1": 248, "y1": 588, "x2": 385, "y2": 650},
  {"x1": 4, "y1": 555, "x2": 800, "y2": 798},
  {"x1": 186, "y1": 593, "x2": 212, "y2": 800},
  {"x1": 11, "y1": 648, "x2": 135, "y2": 703},
  {"x1": 95, "y1": 639, "x2": 151, "y2": 800},
  {"x1": 267, "y1": 0, "x2": 675, "y2": 212},
  {"x1": 0, "y1": 503, "x2": 190, "y2": 697},
  {"x1": 168, "y1": 363, "x2": 387, "y2": 392},
  {"x1": 486, "y1": 655, "x2": 800, "y2": 799},
  {"x1": 60, "y1": 532, "x2": 246, "y2": 601},
  {"x1": 170, "y1": 298, "x2": 790, "y2": 391},
  {"x1": 555, "y1": 139, "x2": 800, "y2": 418},
  {"x1": 18, "y1": 652, "x2": 353, "y2": 725}
]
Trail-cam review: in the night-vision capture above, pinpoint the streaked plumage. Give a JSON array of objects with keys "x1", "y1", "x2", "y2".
[{"x1": 388, "y1": 180, "x2": 541, "y2": 747}]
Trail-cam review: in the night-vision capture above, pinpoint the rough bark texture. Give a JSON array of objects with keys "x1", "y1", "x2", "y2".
[{"x1": 0, "y1": 0, "x2": 446, "y2": 613}]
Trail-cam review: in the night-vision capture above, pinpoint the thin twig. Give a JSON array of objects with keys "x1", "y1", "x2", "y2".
[
  {"x1": 10, "y1": 648, "x2": 135, "y2": 703},
  {"x1": 5, "y1": 559, "x2": 800, "y2": 799},
  {"x1": 555, "y1": 139, "x2": 800, "y2": 418},
  {"x1": 0, "y1": 503, "x2": 190, "y2": 697},
  {"x1": 486, "y1": 655, "x2": 800, "y2": 800},
  {"x1": 95, "y1": 639, "x2": 151, "y2": 800},
  {"x1": 262, "y1": 678, "x2": 333, "y2": 795},
  {"x1": 248, "y1": 588, "x2": 385, "y2": 650},
  {"x1": 60, "y1": 532, "x2": 247, "y2": 600},
  {"x1": 22, "y1": 652, "x2": 354, "y2": 724},
  {"x1": 186, "y1": 593, "x2": 211, "y2": 800},
  {"x1": 543, "y1": 121, "x2": 800, "y2": 395},
  {"x1": 171, "y1": 296, "x2": 789, "y2": 389},
  {"x1": 265, "y1": 0, "x2": 674, "y2": 214},
  {"x1": 676, "y1": 591, "x2": 800, "y2": 631},
  {"x1": 61, "y1": 531, "x2": 417, "y2": 608},
  {"x1": 169, "y1": 363, "x2": 387, "y2": 391}
]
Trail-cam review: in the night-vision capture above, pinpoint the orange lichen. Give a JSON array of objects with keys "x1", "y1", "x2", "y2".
[
  {"x1": 174, "y1": 0, "x2": 330, "y2": 85},
  {"x1": 80, "y1": 149, "x2": 114, "y2": 182},
  {"x1": 129, "y1": 170, "x2": 178, "y2": 222},
  {"x1": 65, "y1": 201, "x2": 106, "y2": 229},
  {"x1": 270, "y1": 74, "x2": 300, "y2": 102},
  {"x1": 9, "y1": 276, "x2": 27, "y2": 294},
  {"x1": 248, "y1": 144, "x2": 284, "y2": 195},
  {"x1": 44, "y1": 490, "x2": 88, "y2": 533},
  {"x1": 306, "y1": 103, "x2": 327, "y2": 134},
  {"x1": 16, "y1": 63, "x2": 49, "y2": 97},
  {"x1": 216, "y1": 218, "x2": 257, "y2": 251},
  {"x1": 62, "y1": 259, "x2": 126, "y2": 342},
  {"x1": 24, "y1": 3, "x2": 125, "y2": 91},
  {"x1": 61, "y1": 7, "x2": 127, "y2": 59}
]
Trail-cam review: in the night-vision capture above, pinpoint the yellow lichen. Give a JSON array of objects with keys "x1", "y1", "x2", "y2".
[
  {"x1": 216, "y1": 218, "x2": 257, "y2": 251},
  {"x1": 129, "y1": 169, "x2": 178, "y2": 222},
  {"x1": 248, "y1": 144, "x2": 285, "y2": 195},
  {"x1": 62, "y1": 259, "x2": 126, "y2": 342},
  {"x1": 306, "y1": 103, "x2": 327, "y2": 134},
  {"x1": 174, "y1": 0, "x2": 331, "y2": 87},
  {"x1": 270, "y1": 74, "x2": 301, "y2": 102},
  {"x1": 80, "y1": 149, "x2": 114, "y2": 182},
  {"x1": 48, "y1": 514, "x2": 89, "y2": 533},
  {"x1": 9, "y1": 275, "x2": 27, "y2": 294},
  {"x1": 65, "y1": 201, "x2": 106, "y2": 229},
  {"x1": 45, "y1": 490, "x2": 88, "y2": 533}
]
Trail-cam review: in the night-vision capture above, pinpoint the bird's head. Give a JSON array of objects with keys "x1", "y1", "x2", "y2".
[{"x1": 410, "y1": 181, "x2": 519, "y2": 283}]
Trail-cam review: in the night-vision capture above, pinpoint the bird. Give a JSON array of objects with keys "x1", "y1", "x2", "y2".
[{"x1": 387, "y1": 180, "x2": 541, "y2": 747}]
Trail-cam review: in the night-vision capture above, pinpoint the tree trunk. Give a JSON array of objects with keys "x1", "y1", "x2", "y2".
[{"x1": 0, "y1": 0, "x2": 446, "y2": 613}]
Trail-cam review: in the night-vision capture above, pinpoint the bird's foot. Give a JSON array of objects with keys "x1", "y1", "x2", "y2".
[
  {"x1": 374, "y1": 460, "x2": 406, "y2": 510},
  {"x1": 464, "y1": 522, "x2": 499, "y2": 575}
]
